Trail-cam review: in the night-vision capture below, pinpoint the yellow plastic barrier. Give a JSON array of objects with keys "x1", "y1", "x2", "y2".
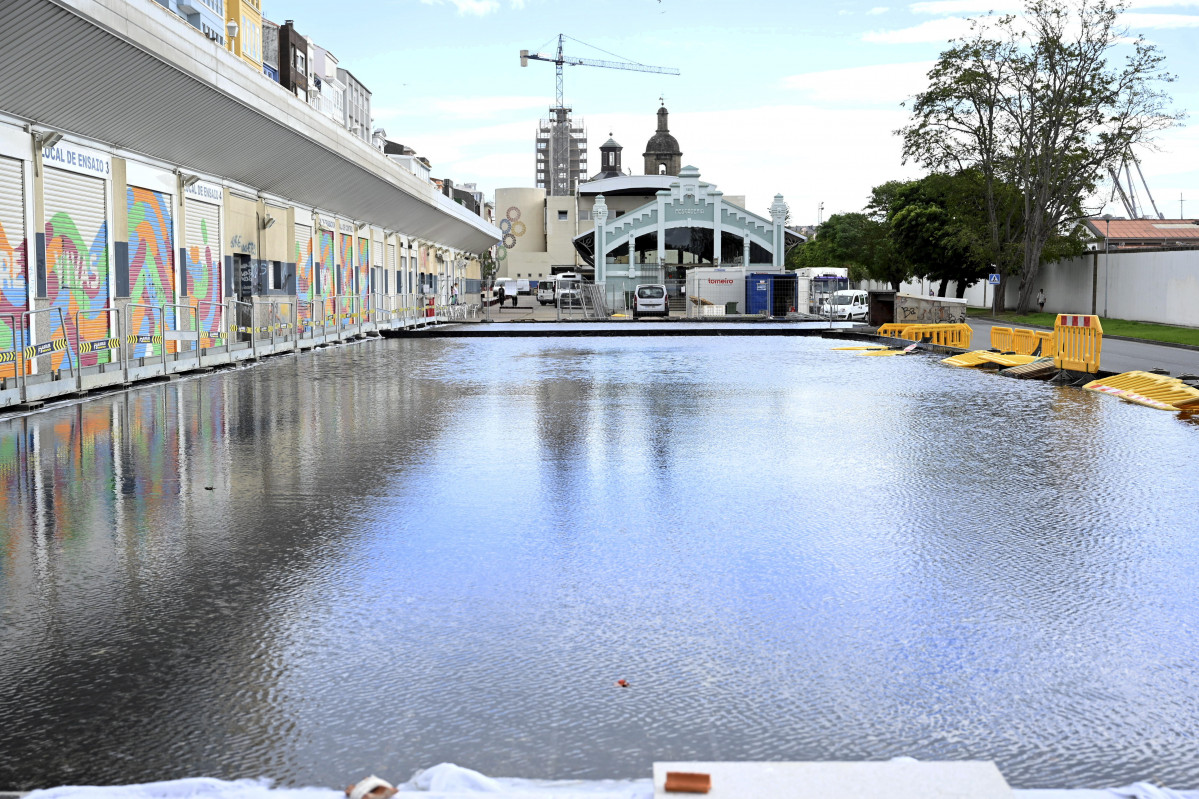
[
  {"x1": 1084, "y1": 371, "x2": 1199, "y2": 411},
  {"x1": 1011, "y1": 328, "x2": 1040, "y2": 355},
  {"x1": 941, "y1": 351, "x2": 993, "y2": 367},
  {"x1": 1054, "y1": 314, "x2": 1103, "y2": 373},
  {"x1": 1034, "y1": 331, "x2": 1055, "y2": 356},
  {"x1": 990, "y1": 326, "x2": 1014, "y2": 352},
  {"x1": 876, "y1": 324, "x2": 912, "y2": 338}
]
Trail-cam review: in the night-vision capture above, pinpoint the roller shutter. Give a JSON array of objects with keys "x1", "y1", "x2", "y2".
[
  {"x1": 185, "y1": 198, "x2": 221, "y2": 343},
  {"x1": 43, "y1": 166, "x2": 108, "y2": 367},
  {"x1": 294, "y1": 222, "x2": 314, "y2": 319},
  {"x1": 386, "y1": 242, "x2": 396, "y2": 296},
  {"x1": 0, "y1": 156, "x2": 27, "y2": 371}
]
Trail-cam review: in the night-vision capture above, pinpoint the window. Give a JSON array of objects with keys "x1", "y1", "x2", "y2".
[
  {"x1": 537, "y1": 142, "x2": 547, "y2": 149},
  {"x1": 615, "y1": 210, "x2": 625, "y2": 217},
  {"x1": 658, "y1": 163, "x2": 667, "y2": 175},
  {"x1": 607, "y1": 152, "x2": 615, "y2": 166},
  {"x1": 579, "y1": 210, "x2": 591, "y2": 221},
  {"x1": 558, "y1": 210, "x2": 568, "y2": 221}
]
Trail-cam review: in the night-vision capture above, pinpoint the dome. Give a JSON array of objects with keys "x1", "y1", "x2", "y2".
[{"x1": 644, "y1": 131, "x2": 680, "y2": 155}]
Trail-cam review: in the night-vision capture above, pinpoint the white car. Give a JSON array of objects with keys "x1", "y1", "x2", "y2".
[
  {"x1": 820, "y1": 289, "x2": 869, "y2": 321},
  {"x1": 633, "y1": 284, "x2": 669, "y2": 318}
]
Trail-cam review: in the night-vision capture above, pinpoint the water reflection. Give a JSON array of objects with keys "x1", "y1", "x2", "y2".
[{"x1": 1, "y1": 337, "x2": 1198, "y2": 791}]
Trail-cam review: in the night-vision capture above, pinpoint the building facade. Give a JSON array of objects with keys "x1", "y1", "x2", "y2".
[
  {"x1": 225, "y1": 0, "x2": 262, "y2": 69},
  {"x1": 338, "y1": 68, "x2": 372, "y2": 143},
  {"x1": 155, "y1": 0, "x2": 226, "y2": 45}
]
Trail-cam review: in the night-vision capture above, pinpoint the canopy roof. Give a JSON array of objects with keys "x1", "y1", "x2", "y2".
[{"x1": 0, "y1": 0, "x2": 500, "y2": 252}]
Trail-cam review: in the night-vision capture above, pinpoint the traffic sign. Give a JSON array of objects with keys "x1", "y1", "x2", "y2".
[{"x1": 987, "y1": 273, "x2": 1001, "y2": 285}]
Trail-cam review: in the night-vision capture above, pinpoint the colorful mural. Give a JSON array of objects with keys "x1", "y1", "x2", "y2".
[
  {"x1": 339, "y1": 232, "x2": 353, "y2": 298},
  {"x1": 0, "y1": 211, "x2": 28, "y2": 379},
  {"x1": 318, "y1": 230, "x2": 334, "y2": 317},
  {"x1": 186, "y1": 214, "x2": 221, "y2": 348},
  {"x1": 127, "y1": 187, "x2": 175, "y2": 358},
  {"x1": 296, "y1": 229, "x2": 314, "y2": 322},
  {"x1": 357, "y1": 237, "x2": 370, "y2": 311},
  {"x1": 45, "y1": 210, "x2": 109, "y2": 370}
]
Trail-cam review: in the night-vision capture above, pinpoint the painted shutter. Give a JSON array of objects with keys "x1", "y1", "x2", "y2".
[
  {"x1": 294, "y1": 222, "x2": 313, "y2": 319},
  {"x1": 0, "y1": 156, "x2": 27, "y2": 370},
  {"x1": 186, "y1": 197, "x2": 222, "y2": 342},
  {"x1": 386, "y1": 242, "x2": 396, "y2": 296},
  {"x1": 43, "y1": 166, "x2": 108, "y2": 368},
  {"x1": 126, "y1": 186, "x2": 174, "y2": 358}
]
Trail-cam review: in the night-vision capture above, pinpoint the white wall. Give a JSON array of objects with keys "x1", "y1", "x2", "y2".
[{"x1": 863, "y1": 248, "x2": 1199, "y2": 327}]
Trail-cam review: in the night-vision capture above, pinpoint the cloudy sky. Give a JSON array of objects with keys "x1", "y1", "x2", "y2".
[{"x1": 268, "y1": 0, "x2": 1199, "y2": 224}]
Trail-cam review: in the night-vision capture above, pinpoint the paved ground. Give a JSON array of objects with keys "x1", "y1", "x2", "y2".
[{"x1": 966, "y1": 316, "x2": 1199, "y2": 376}]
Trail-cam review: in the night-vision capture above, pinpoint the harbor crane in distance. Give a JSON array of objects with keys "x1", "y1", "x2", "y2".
[
  {"x1": 1108, "y1": 147, "x2": 1164, "y2": 219},
  {"x1": 520, "y1": 34, "x2": 679, "y2": 196}
]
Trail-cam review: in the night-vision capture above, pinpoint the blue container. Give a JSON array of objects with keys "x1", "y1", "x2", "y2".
[{"x1": 745, "y1": 272, "x2": 798, "y2": 316}]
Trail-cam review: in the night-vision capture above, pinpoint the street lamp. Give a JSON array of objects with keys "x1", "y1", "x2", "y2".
[
  {"x1": 1101, "y1": 213, "x2": 1113, "y2": 317},
  {"x1": 225, "y1": 19, "x2": 238, "y2": 49}
]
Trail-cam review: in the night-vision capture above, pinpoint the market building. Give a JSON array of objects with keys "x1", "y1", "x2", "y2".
[{"x1": 494, "y1": 106, "x2": 802, "y2": 297}]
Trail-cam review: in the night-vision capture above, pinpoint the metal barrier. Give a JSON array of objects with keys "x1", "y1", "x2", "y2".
[
  {"x1": 166, "y1": 303, "x2": 202, "y2": 368},
  {"x1": 1053, "y1": 314, "x2": 1103, "y2": 373},
  {"x1": 195, "y1": 299, "x2": 225, "y2": 350},
  {"x1": 0, "y1": 313, "x2": 23, "y2": 381},
  {"x1": 20, "y1": 307, "x2": 78, "y2": 399},
  {"x1": 73, "y1": 307, "x2": 125, "y2": 389},
  {"x1": 125, "y1": 303, "x2": 169, "y2": 370},
  {"x1": 990, "y1": 326, "x2": 1014, "y2": 352}
]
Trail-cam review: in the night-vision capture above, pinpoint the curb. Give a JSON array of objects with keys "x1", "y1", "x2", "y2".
[{"x1": 970, "y1": 316, "x2": 1199, "y2": 353}]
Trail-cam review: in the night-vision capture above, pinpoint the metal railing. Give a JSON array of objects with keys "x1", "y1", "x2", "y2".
[
  {"x1": 73, "y1": 306, "x2": 125, "y2": 390},
  {"x1": 21, "y1": 307, "x2": 78, "y2": 401}
]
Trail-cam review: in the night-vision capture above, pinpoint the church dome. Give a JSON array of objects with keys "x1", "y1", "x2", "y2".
[{"x1": 643, "y1": 105, "x2": 682, "y2": 176}]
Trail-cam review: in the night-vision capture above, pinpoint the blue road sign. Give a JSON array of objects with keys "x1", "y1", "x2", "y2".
[{"x1": 988, "y1": 273, "x2": 1001, "y2": 285}]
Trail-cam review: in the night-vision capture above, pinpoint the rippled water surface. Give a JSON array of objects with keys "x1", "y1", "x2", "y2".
[{"x1": 2, "y1": 336, "x2": 1199, "y2": 791}]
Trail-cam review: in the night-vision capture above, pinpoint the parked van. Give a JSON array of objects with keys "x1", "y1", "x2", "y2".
[
  {"x1": 516, "y1": 279, "x2": 531, "y2": 295},
  {"x1": 537, "y1": 278, "x2": 556, "y2": 305},
  {"x1": 556, "y1": 272, "x2": 582, "y2": 307},
  {"x1": 820, "y1": 289, "x2": 869, "y2": 321}
]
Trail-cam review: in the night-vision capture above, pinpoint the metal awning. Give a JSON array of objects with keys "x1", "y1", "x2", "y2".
[{"x1": 0, "y1": 0, "x2": 501, "y2": 253}]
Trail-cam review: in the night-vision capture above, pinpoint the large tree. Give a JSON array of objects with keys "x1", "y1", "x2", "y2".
[
  {"x1": 900, "y1": 0, "x2": 1178, "y2": 312},
  {"x1": 789, "y1": 212, "x2": 909, "y2": 289},
  {"x1": 888, "y1": 171, "x2": 992, "y2": 297}
]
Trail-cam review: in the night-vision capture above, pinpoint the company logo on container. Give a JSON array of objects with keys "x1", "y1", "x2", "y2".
[{"x1": 707, "y1": 279, "x2": 734, "y2": 284}]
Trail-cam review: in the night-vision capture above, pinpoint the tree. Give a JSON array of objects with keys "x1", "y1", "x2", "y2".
[
  {"x1": 887, "y1": 171, "x2": 993, "y2": 297},
  {"x1": 900, "y1": 0, "x2": 1179, "y2": 312},
  {"x1": 789, "y1": 212, "x2": 909, "y2": 290},
  {"x1": 479, "y1": 251, "x2": 498, "y2": 282}
]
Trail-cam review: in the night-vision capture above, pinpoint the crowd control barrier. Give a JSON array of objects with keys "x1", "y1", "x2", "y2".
[
  {"x1": 1084, "y1": 371, "x2": 1199, "y2": 411},
  {"x1": 990, "y1": 327, "x2": 1013, "y2": 352},
  {"x1": 1053, "y1": 314, "x2": 1103, "y2": 373},
  {"x1": 878, "y1": 323, "x2": 972, "y2": 349},
  {"x1": 0, "y1": 293, "x2": 454, "y2": 410}
]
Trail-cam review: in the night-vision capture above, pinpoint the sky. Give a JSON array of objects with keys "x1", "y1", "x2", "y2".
[{"x1": 265, "y1": 0, "x2": 1199, "y2": 225}]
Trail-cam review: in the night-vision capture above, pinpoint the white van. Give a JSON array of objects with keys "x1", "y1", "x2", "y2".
[
  {"x1": 820, "y1": 289, "x2": 869, "y2": 321},
  {"x1": 536, "y1": 278, "x2": 556, "y2": 305},
  {"x1": 493, "y1": 278, "x2": 520, "y2": 305},
  {"x1": 516, "y1": 279, "x2": 531, "y2": 295}
]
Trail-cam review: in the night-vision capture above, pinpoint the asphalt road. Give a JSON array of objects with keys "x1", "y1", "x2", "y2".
[{"x1": 966, "y1": 316, "x2": 1199, "y2": 376}]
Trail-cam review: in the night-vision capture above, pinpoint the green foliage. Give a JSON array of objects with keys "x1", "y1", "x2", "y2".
[
  {"x1": 899, "y1": 0, "x2": 1180, "y2": 312},
  {"x1": 789, "y1": 213, "x2": 910, "y2": 289}
]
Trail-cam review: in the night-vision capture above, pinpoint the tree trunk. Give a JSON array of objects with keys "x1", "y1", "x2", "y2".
[
  {"x1": 1016, "y1": 234, "x2": 1048, "y2": 313},
  {"x1": 955, "y1": 281, "x2": 967, "y2": 299},
  {"x1": 937, "y1": 279, "x2": 948, "y2": 297}
]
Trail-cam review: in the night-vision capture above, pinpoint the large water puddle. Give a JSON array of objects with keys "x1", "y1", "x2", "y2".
[{"x1": 1, "y1": 336, "x2": 1198, "y2": 790}]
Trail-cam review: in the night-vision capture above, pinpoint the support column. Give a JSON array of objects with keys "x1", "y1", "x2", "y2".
[
  {"x1": 769, "y1": 194, "x2": 788, "y2": 269},
  {"x1": 711, "y1": 190, "x2": 723, "y2": 265},
  {"x1": 656, "y1": 190, "x2": 668, "y2": 274},
  {"x1": 593, "y1": 195, "x2": 608, "y2": 284}
]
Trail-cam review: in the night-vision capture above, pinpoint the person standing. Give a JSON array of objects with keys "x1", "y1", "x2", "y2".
[
  {"x1": 1037, "y1": 288, "x2": 1046, "y2": 313},
  {"x1": 496, "y1": 284, "x2": 505, "y2": 310}
]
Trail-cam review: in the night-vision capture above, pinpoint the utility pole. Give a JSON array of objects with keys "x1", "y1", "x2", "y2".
[{"x1": 817, "y1": 202, "x2": 824, "y2": 226}]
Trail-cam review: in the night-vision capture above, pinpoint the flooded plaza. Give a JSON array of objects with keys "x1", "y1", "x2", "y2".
[{"x1": 1, "y1": 335, "x2": 1198, "y2": 791}]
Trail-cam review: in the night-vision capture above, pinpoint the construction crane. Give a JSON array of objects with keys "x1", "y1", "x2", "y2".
[
  {"x1": 1108, "y1": 147, "x2": 1164, "y2": 219},
  {"x1": 520, "y1": 34, "x2": 679, "y2": 196}
]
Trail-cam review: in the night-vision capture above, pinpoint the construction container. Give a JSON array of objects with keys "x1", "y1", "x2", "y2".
[
  {"x1": 746, "y1": 272, "x2": 799, "y2": 316},
  {"x1": 685, "y1": 267, "x2": 758, "y2": 317}
]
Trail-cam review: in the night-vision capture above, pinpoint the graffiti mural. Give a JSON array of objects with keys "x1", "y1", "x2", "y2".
[
  {"x1": 186, "y1": 213, "x2": 221, "y2": 348},
  {"x1": 357, "y1": 237, "x2": 370, "y2": 311},
  {"x1": 127, "y1": 187, "x2": 175, "y2": 358},
  {"x1": 0, "y1": 206, "x2": 28, "y2": 378},
  {"x1": 296, "y1": 228, "x2": 314, "y2": 322},
  {"x1": 339, "y1": 232, "x2": 353, "y2": 324},
  {"x1": 45, "y1": 208, "x2": 109, "y2": 370},
  {"x1": 318, "y1": 230, "x2": 334, "y2": 317}
]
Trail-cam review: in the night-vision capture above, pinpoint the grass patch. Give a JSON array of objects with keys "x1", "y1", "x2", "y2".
[{"x1": 966, "y1": 307, "x2": 1199, "y2": 347}]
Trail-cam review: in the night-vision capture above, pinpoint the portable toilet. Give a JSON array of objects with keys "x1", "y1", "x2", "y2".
[{"x1": 745, "y1": 272, "x2": 798, "y2": 317}]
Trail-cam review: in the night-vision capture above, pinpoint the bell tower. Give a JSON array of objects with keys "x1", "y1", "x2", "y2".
[{"x1": 643, "y1": 102, "x2": 682, "y2": 176}]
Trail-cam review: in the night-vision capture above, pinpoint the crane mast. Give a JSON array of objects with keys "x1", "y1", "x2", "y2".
[{"x1": 520, "y1": 34, "x2": 679, "y2": 196}]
